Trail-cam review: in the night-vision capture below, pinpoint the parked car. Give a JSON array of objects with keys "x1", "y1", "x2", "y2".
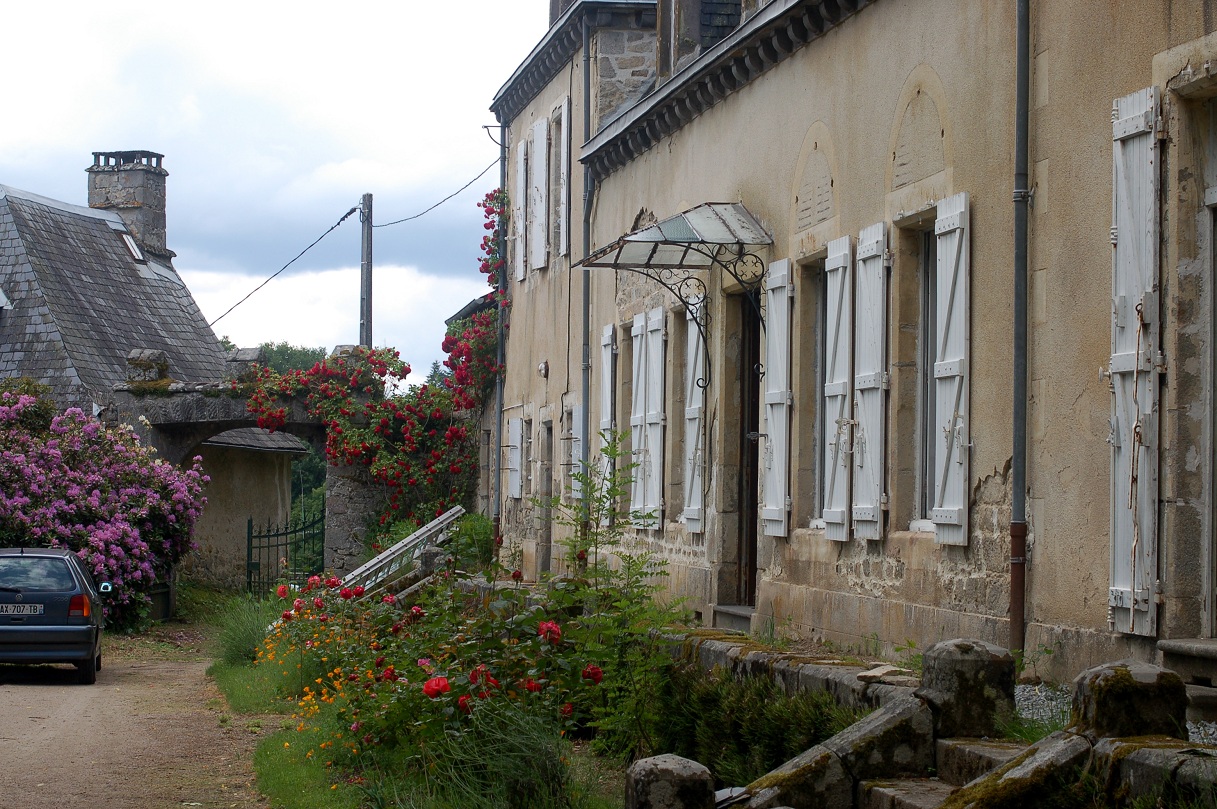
[{"x1": 0, "y1": 548, "x2": 111, "y2": 684}]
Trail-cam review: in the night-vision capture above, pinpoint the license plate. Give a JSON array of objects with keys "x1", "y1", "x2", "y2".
[{"x1": 0, "y1": 604, "x2": 43, "y2": 615}]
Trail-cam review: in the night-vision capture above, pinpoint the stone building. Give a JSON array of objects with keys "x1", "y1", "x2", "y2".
[
  {"x1": 489, "y1": 0, "x2": 1217, "y2": 687},
  {"x1": 0, "y1": 151, "x2": 306, "y2": 588}
]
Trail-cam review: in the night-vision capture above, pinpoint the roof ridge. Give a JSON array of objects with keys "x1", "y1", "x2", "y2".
[{"x1": 0, "y1": 184, "x2": 127, "y2": 228}]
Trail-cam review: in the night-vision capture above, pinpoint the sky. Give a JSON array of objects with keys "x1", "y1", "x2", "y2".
[{"x1": 1, "y1": 2, "x2": 551, "y2": 384}]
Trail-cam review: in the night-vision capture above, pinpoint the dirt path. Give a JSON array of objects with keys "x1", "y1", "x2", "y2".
[{"x1": 0, "y1": 626, "x2": 270, "y2": 809}]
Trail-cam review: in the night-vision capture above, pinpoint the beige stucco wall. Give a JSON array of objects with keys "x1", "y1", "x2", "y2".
[
  {"x1": 184, "y1": 443, "x2": 293, "y2": 589},
  {"x1": 497, "y1": 0, "x2": 1217, "y2": 679}
]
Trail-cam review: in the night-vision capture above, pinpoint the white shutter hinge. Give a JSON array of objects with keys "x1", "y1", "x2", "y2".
[
  {"x1": 883, "y1": 249, "x2": 894, "y2": 271},
  {"x1": 786, "y1": 392, "x2": 794, "y2": 406},
  {"x1": 785, "y1": 496, "x2": 793, "y2": 510},
  {"x1": 1110, "y1": 226, "x2": 1118, "y2": 245},
  {"x1": 1155, "y1": 352, "x2": 1167, "y2": 374},
  {"x1": 1156, "y1": 115, "x2": 1167, "y2": 140},
  {"x1": 880, "y1": 492, "x2": 889, "y2": 509},
  {"x1": 882, "y1": 372, "x2": 890, "y2": 390}
]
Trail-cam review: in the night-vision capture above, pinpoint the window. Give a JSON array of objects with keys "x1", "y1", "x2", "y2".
[
  {"x1": 512, "y1": 97, "x2": 570, "y2": 282},
  {"x1": 630, "y1": 307, "x2": 666, "y2": 528},
  {"x1": 523, "y1": 418, "x2": 535, "y2": 496},
  {"x1": 506, "y1": 416, "x2": 523, "y2": 499},
  {"x1": 567, "y1": 404, "x2": 583, "y2": 501},
  {"x1": 549, "y1": 99, "x2": 570, "y2": 259}
]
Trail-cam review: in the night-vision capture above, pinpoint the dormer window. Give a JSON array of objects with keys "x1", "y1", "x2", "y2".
[{"x1": 119, "y1": 231, "x2": 146, "y2": 263}]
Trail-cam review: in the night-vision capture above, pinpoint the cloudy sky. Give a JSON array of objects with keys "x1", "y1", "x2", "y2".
[{"x1": 1, "y1": 2, "x2": 551, "y2": 383}]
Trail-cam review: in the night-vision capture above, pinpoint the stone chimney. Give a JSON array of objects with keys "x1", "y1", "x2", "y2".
[{"x1": 86, "y1": 150, "x2": 173, "y2": 259}]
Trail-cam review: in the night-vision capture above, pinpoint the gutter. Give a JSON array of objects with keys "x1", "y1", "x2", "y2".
[
  {"x1": 493, "y1": 122, "x2": 507, "y2": 544},
  {"x1": 1011, "y1": 0, "x2": 1031, "y2": 655},
  {"x1": 580, "y1": 15, "x2": 594, "y2": 523}
]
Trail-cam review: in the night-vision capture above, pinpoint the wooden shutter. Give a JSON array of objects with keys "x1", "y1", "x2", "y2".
[
  {"x1": 761, "y1": 260, "x2": 793, "y2": 537},
  {"x1": 1109, "y1": 87, "x2": 1160, "y2": 636},
  {"x1": 683, "y1": 301, "x2": 706, "y2": 533},
  {"x1": 931, "y1": 193, "x2": 971, "y2": 546},
  {"x1": 822, "y1": 236, "x2": 853, "y2": 541},
  {"x1": 558, "y1": 97, "x2": 570, "y2": 257},
  {"x1": 528, "y1": 118, "x2": 549, "y2": 271},
  {"x1": 513, "y1": 141, "x2": 527, "y2": 282},
  {"x1": 570, "y1": 403, "x2": 584, "y2": 500},
  {"x1": 643, "y1": 307, "x2": 666, "y2": 528},
  {"x1": 506, "y1": 416, "x2": 523, "y2": 499},
  {"x1": 630, "y1": 312, "x2": 647, "y2": 519},
  {"x1": 852, "y1": 222, "x2": 887, "y2": 540},
  {"x1": 600, "y1": 324, "x2": 617, "y2": 526}
]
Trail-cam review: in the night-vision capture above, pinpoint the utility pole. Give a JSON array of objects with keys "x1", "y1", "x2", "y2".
[{"x1": 359, "y1": 193, "x2": 373, "y2": 348}]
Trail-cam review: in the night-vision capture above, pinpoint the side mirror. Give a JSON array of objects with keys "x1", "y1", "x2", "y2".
[{"x1": 99, "y1": 582, "x2": 114, "y2": 594}]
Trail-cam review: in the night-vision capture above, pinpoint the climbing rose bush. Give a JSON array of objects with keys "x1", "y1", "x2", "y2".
[{"x1": 0, "y1": 391, "x2": 207, "y2": 629}]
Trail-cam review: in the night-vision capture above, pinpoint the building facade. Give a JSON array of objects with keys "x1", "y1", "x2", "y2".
[{"x1": 491, "y1": 0, "x2": 1217, "y2": 685}]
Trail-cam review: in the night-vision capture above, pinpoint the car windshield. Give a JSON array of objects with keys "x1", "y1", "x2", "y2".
[{"x1": 0, "y1": 557, "x2": 76, "y2": 592}]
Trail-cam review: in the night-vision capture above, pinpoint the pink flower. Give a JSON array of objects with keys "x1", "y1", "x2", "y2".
[
  {"x1": 538, "y1": 620, "x2": 562, "y2": 644},
  {"x1": 422, "y1": 677, "x2": 451, "y2": 698},
  {"x1": 313, "y1": 597, "x2": 325, "y2": 609},
  {"x1": 281, "y1": 610, "x2": 293, "y2": 622},
  {"x1": 326, "y1": 576, "x2": 341, "y2": 588},
  {"x1": 276, "y1": 584, "x2": 289, "y2": 599},
  {"x1": 381, "y1": 594, "x2": 396, "y2": 605}
]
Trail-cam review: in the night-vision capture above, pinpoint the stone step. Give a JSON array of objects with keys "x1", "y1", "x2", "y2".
[
  {"x1": 858, "y1": 778, "x2": 957, "y2": 809},
  {"x1": 1185, "y1": 683, "x2": 1217, "y2": 723},
  {"x1": 712, "y1": 604, "x2": 755, "y2": 633},
  {"x1": 935, "y1": 738, "x2": 1027, "y2": 787}
]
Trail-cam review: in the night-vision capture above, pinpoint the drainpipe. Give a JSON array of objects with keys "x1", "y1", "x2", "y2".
[
  {"x1": 1010, "y1": 0, "x2": 1031, "y2": 655},
  {"x1": 580, "y1": 13, "x2": 594, "y2": 541},
  {"x1": 493, "y1": 121, "x2": 507, "y2": 545}
]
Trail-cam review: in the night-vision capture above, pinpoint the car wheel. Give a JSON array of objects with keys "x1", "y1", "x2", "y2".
[{"x1": 76, "y1": 658, "x2": 97, "y2": 685}]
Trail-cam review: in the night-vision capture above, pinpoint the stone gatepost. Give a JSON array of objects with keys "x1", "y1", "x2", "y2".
[
  {"x1": 1072, "y1": 660, "x2": 1188, "y2": 740},
  {"x1": 915, "y1": 638, "x2": 1016, "y2": 738},
  {"x1": 324, "y1": 461, "x2": 389, "y2": 577},
  {"x1": 626, "y1": 754, "x2": 715, "y2": 809}
]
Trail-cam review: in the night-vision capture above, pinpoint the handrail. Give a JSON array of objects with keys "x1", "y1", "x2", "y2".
[{"x1": 341, "y1": 506, "x2": 465, "y2": 596}]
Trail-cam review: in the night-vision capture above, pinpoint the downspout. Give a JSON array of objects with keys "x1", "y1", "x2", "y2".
[
  {"x1": 1010, "y1": 0, "x2": 1031, "y2": 655},
  {"x1": 493, "y1": 121, "x2": 508, "y2": 545},
  {"x1": 580, "y1": 13, "x2": 594, "y2": 543}
]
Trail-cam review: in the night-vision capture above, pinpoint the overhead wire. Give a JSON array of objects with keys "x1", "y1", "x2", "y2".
[
  {"x1": 208, "y1": 154, "x2": 500, "y2": 326},
  {"x1": 373, "y1": 157, "x2": 499, "y2": 228},
  {"x1": 208, "y1": 206, "x2": 359, "y2": 327}
]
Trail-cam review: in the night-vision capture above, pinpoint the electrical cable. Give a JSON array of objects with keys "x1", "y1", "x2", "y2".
[
  {"x1": 373, "y1": 158, "x2": 499, "y2": 228},
  {"x1": 208, "y1": 206, "x2": 359, "y2": 327}
]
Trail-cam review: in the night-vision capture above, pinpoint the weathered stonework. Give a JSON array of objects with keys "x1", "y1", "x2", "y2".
[
  {"x1": 596, "y1": 29, "x2": 658, "y2": 130},
  {"x1": 1071, "y1": 660, "x2": 1189, "y2": 740},
  {"x1": 626, "y1": 754, "x2": 715, "y2": 809},
  {"x1": 916, "y1": 638, "x2": 1016, "y2": 738},
  {"x1": 324, "y1": 461, "x2": 390, "y2": 576}
]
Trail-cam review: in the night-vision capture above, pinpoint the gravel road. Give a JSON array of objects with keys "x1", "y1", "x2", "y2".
[{"x1": 0, "y1": 628, "x2": 268, "y2": 809}]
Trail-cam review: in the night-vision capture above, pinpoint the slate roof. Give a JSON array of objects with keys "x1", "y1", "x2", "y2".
[{"x1": 0, "y1": 183, "x2": 302, "y2": 453}]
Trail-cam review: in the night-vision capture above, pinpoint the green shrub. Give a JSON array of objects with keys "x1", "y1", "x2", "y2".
[
  {"x1": 216, "y1": 595, "x2": 280, "y2": 666},
  {"x1": 447, "y1": 512, "x2": 496, "y2": 570},
  {"x1": 653, "y1": 664, "x2": 868, "y2": 787}
]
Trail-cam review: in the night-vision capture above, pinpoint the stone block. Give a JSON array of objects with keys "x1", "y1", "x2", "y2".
[
  {"x1": 1071, "y1": 660, "x2": 1188, "y2": 739},
  {"x1": 744, "y1": 746, "x2": 852, "y2": 809},
  {"x1": 915, "y1": 639, "x2": 1015, "y2": 737},
  {"x1": 626, "y1": 754, "x2": 714, "y2": 809},
  {"x1": 935, "y1": 739, "x2": 1026, "y2": 788},
  {"x1": 1176, "y1": 755, "x2": 1217, "y2": 799},
  {"x1": 125, "y1": 348, "x2": 169, "y2": 382},
  {"x1": 943, "y1": 732, "x2": 1091, "y2": 809},
  {"x1": 822, "y1": 695, "x2": 934, "y2": 780}
]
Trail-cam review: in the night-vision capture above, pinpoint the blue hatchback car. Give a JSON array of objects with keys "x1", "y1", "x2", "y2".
[{"x1": 0, "y1": 548, "x2": 111, "y2": 684}]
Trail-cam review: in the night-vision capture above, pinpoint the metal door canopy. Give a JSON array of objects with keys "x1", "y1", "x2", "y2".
[{"x1": 578, "y1": 202, "x2": 773, "y2": 270}]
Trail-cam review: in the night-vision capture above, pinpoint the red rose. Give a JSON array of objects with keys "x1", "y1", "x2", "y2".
[
  {"x1": 582, "y1": 664, "x2": 604, "y2": 685},
  {"x1": 352, "y1": 585, "x2": 365, "y2": 597},
  {"x1": 281, "y1": 610, "x2": 293, "y2": 622},
  {"x1": 293, "y1": 598, "x2": 304, "y2": 613},
  {"x1": 422, "y1": 677, "x2": 451, "y2": 698},
  {"x1": 560, "y1": 702, "x2": 574, "y2": 719},
  {"x1": 538, "y1": 620, "x2": 561, "y2": 644},
  {"x1": 313, "y1": 597, "x2": 325, "y2": 609},
  {"x1": 381, "y1": 594, "x2": 396, "y2": 605},
  {"x1": 459, "y1": 694, "x2": 473, "y2": 714},
  {"x1": 511, "y1": 569, "x2": 523, "y2": 582},
  {"x1": 276, "y1": 584, "x2": 289, "y2": 599},
  {"x1": 340, "y1": 587, "x2": 353, "y2": 600},
  {"x1": 523, "y1": 678, "x2": 543, "y2": 693}
]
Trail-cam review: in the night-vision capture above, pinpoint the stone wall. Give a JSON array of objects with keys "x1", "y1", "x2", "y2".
[
  {"x1": 596, "y1": 29, "x2": 658, "y2": 131},
  {"x1": 324, "y1": 461, "x2": 391, "y2": 576}
]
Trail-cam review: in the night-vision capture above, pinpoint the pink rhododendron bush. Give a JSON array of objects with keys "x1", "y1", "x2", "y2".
[{"x1": 0, "y1": 388, "x2": 208, "y2": 629}]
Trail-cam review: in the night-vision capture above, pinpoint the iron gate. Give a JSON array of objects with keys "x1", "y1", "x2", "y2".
[{"x1": 246, "y1": 513, "x2": 325, "y2": 596}]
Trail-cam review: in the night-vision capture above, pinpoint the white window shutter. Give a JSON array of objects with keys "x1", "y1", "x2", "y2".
[
  {"x1": 683, "y1": 300, "x2": 706, "y2": 533},
  {"x1": 506, "y1": 417, "x2": 523, "y2": 499},
  {"x1": 822, "y1": 236, "x2": 853, "y2": 541},
  {"x1": 1109, "y1": 87, "x2": 1160, "y2": 636},
  {"x1": 599, "y1": 324, "x2": 617, "y2": 526},
  {"x1": 761, "y1": 261, "x2": 793, "y2": 537},
  {"x1": 630, "y1": 313, "x2": 647, "y2": 520},
  {"x1": 643, "y1": 307, "x2": 666, "y2": 528},
  {"x1": 931, "y1": 193, "x2": 971, "y2": 546},
  {"x1": 570, "y1": 403, "x2": 584, "y2": 500},
  {"x1": 528, "y1": 118, "x2": 549, "y2": 271},
  {"x1": 558, "y1": 97, "x2": 570, "y2": 257},
  {"x1": 513, "y1": 141, "x2": 527, "y2": 282},
  {"x1": 852, "y1": 222, "x2": 887, "y2": 540}
]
